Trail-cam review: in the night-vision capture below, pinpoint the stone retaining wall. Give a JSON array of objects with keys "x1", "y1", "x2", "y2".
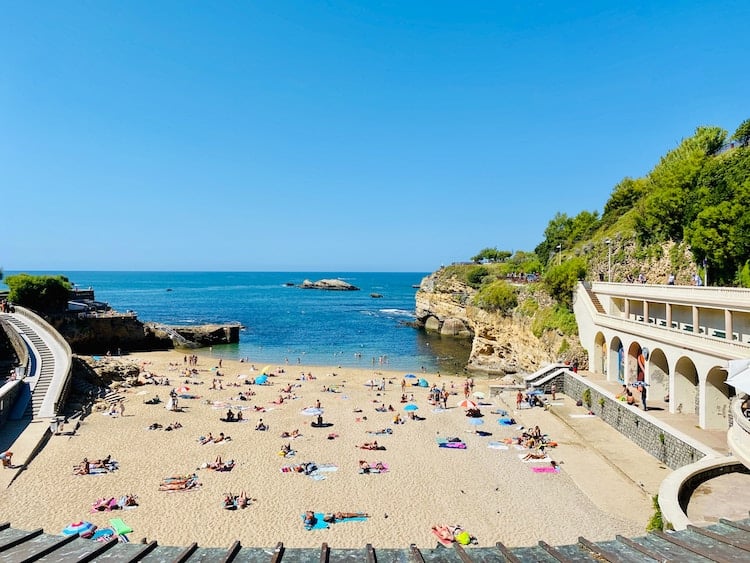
[{"x1": 563, "y1": 374, "x2": 705, "y2": 469}]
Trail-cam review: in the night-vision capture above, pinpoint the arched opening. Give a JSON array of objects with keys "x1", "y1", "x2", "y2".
[
  {"x1": 627, "y1": 341, "x2": 645, "y2": 385},
  {"x1": 674, "y1": 356, "x2": 699, "y2": 415},
  {"x1": 648, "y1": 349, "x2": 669, "y2": 408},
  {"x1": 594, "y1": 332, "x2": 606, "y2": 377},
  {"x1": 704, "y1": 366, "x2": 732, "y2": 429},
  {"x1": 609, "y1": 337, "x2": 624, "y2": 383}
]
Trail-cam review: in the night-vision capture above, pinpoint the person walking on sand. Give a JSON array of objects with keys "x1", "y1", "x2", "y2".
[{"x1": 516, "y1": 390, "x2": 523, "y2": 410}]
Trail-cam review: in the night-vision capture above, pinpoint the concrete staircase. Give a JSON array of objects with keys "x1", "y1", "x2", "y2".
[
  {"x1": 585, "y1": 286, "x2": 606, "y2": 314},
  {"x1": 1, "y1": 315, "x2": 56, "y2": 419}
]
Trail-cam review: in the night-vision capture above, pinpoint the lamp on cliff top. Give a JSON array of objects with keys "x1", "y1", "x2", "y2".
[
  {"x1": 555, "y1": 244, "x2": 562, "y2": 266},
  {"x1": 605, "y1": 239, "x2": 612, "y2": 282}
]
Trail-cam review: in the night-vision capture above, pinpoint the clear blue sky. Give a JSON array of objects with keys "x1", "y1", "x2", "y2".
[{"x1": 2, "y1": 1, "x2": 748, "y2": 272}]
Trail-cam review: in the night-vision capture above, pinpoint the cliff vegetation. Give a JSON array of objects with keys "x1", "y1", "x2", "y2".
[{"x1": 418, "y1": 119, "x2": 750, "y2": 373}]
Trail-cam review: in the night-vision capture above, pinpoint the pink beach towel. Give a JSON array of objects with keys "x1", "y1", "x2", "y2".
[{"x1": 532, "y1": 466, "x2": 560, "y2": 473}]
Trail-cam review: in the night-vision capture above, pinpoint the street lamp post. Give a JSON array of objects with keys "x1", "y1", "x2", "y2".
[
  {"x1": 556, "y1": 244, "x2": 562, "y2": 266},
  {"x1": 605, "y1": 239, "x2": 612, "y2": 282}
]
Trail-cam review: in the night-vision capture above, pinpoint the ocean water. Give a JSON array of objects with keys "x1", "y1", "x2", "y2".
[{"x1": 4, "y1": 272, "x2": 471, "y2": 373}]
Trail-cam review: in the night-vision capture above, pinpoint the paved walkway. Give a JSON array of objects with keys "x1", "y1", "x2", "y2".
[
  {"x1": 579, "y1": 370, "x2": 729, "y2": 455},
  {"x1": 0, "y1": 419, "x2": 51, "y2": 489}
]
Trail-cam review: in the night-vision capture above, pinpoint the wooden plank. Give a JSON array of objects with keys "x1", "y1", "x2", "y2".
[
  {"x1": 687, "y1": 525, "x2": 750, "y2": 553},
  {"x1": 365, "y1": 543, "x2": 376, "y2": 563},
  {"x1": 539, "y1": 540, "x2": 577, "y2": 562},
  {"x1": 173, "y1": 541, "x2": 198, "y2": 563},
  {"x1": 51, "y1": 536, "x2": 119, "y2": 563},
  {"x1": 0, "y1": 523, "x2": 10, "y2": 532},
  {"x1": 409, "y1": 543, "x2": 426, "y2": 563},
  {"x1": 320, "y1": 542, "x2": 329, "y2": 563},
  {"x1": 495, "y1": 541, "x2": 522, "y2": 563},
  {"x1": 719, "y1": 518, "x2": 750, "y2": 533},
  {"x1": 218, "y1": 540, "x2": 241, "y2": 562},
  {"x1": 116, "y1": 540, "x2": 160, "y2": 562},
  {"x1": 453, "y1": 542, "x2": 474, "y2": 563},
  {"x1": 270, "y1": 541, "x2": 285, "y2": 563},
  {"x1": 577, "y1": 537, "x2": 636, "y2": 562},
  {"x1": 16, "y1": 533, "x2": 78, "y2": 563},
  {"x1": 615, "y1": 535, "x2": 673, "y2": 562},
  {"x1": 0, "y1": 528, "x2": 43, "y2": 553},
  {"x1": 651, "y1": 530, "x2": 738, "y2": 563}
]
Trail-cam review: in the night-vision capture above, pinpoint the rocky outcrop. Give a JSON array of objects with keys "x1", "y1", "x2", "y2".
[
  {"x1": 415, "y1": 271, "x2": 581, "y2": 375},
  {"x1": 300, "y1": 279, "x2": 360, "y2": 291}
]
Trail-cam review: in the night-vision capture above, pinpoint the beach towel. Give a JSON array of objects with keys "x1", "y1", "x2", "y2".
[
  {"x1": 109, "y1": 518, "x2": 133, "y2": 536},
  {"x1": 487, "y1": 442, "x2": 509, "y2": 450},
  {"x1": 432, "y1": 527, "x2": 453, "y2": 547},
  {"x1": 360, "y1": 462, "x2": 389, "y2": 474},
  {"x1": 498, "y1": 418, "x2": 515, "y2": 426},
  {"x1": 91, "y1": 528, "x2": 115, "y2": 542},
  {"x1": 335, "y1": 515, "x2": 368, "y2": 523},
  {"x1": 436, "y1": 437, "x2": 466, "y2": 449},
  {"x1": 532, "y1": 466, "x2": 560, "y2": 473},
  {"x1": 302, "y1": 512, "x2": 330, "y2": 530},
  {"x1": 490, "y1": 409, "x2": 508, "y2": 416}
]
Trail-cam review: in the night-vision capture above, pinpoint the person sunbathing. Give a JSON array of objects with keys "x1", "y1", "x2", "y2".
[
  {"x1": 323, "y1": 511, "x2": 369, "y2": 522},
  {"x1": 303, "y1": 510, "x2": 317, "y2": 527},
  {"x1": 121, "y1": 494, "x2": 138, "y2": 507},
  {"x1": 74, "y1": 458, "x2": 90, "y2": 475},
  {"x1": 237, "y1": 490, "x2": 252, "y2": 508},
  {"x1": 280, "y1": 429, "x2": 300, "y2": 438},
  {"x1": 357, "y1": 441, "x2": 382, "y2": 450},
  {"x1": 199, "y1": 432, "x2": 214, "y2": 445},
  {"x1": 255, "y1": 419, "x2": 268, "y2": 431},
  {"x1": 531, "y1": 426, "x2": 542, "y2": 439},
  {"x1": 432, "y1": 525, "x2": 454, "y2": 543},
  {"x1": 358, "y1": 460, "x2": 371, "y2": 473},
  {"x1": 148, "y1": 422, "x2": 163, "y2": 430},
  {"x1": 280, "y1": 443, "x2": 292, "y2": 455},
  {"x1": 236, "y1": 410, "x2": 243, "y2": 421},
  {"x1": 522, "y1": 451, "x2": 548, "y2": 461}
]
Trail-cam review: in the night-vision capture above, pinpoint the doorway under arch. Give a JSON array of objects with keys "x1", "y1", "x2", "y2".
[
  {"x1": 594, "y1": 332, "x2": 606, "y2": 377},
  {"x1": 609, "y1": 337, "x2": 624, "y2": 383},
  {"x1": 648, "y1": 348, "x2": 669, "y2": 408}
]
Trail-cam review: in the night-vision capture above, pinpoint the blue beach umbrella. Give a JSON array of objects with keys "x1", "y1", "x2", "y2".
[
  {"x1": 403, "y1": 404, "x2": 419, "y2": 412},
  {"x1": 255, "y1": 374, "x2": 268, "y2": 384},
  {"x1": 404, "y1": 374, "x2": 417, "y2": 379}
]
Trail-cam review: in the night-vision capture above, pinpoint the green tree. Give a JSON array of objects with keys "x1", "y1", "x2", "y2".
[
  {"x1": 5, "y1": 273, "x2": 72, "y2": 313},
  {"x1": 471, "y1": 247, "x2": 511, "y2": 263},
  {"x1": 601, "y1": 177, "x2": 647, "y2": 227},
  {"x1": 535, "y1": 212, "x2": 572, "y2": 265},
  {"x1": 732, "y1": 118, "x2": 750, "y2": 147},
  {"x1": 466, "y1": 265, "x2": 489, "y2": 288},
  {"x1": 542, "y1": 257, "x2": 587, "y2": 308},
  {"x1": 473, "y1": 280, "x2": 518, "y2": 315}
]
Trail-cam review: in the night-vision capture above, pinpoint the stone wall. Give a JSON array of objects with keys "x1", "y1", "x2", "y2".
[{"x1": 563, "y1": 374, "x2": 705, "y2": 469}]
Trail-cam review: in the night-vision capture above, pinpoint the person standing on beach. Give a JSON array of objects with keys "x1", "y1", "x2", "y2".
[
  {"x1": 550, "y1": 383, "x2": 557, "y2": 401},
  {"x1": 516, "y1": 390, "x2": 523, "y2": 410}
]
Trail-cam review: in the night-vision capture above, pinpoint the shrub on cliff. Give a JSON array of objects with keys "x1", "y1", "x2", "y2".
[
  {"x1": 5, "y1": 273, "x2": 72, "y2": 313},
  {"x1": 542, "y1": 257, "x2": 587, "y2": 309},
  {"x1": 531, "y1": 304, "x2": 578, "y2": 337},
  {"x1": 473, "y1": 280, "x2": 518, "y2": 315}
]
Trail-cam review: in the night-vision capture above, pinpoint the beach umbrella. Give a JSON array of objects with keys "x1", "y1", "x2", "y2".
[
  {"x1": 404, "y1": 374, "x2": 417, "y2": 379},
  {"x1": 457, "y1": 399, "x2": 477, "y2": 409},
  {"x1": 262, "y1": 365, "x2": 273, "y2": 375},
  {"x1": 467, "y1": 418, "x2": 484, "y2": 426},
  {"x1": 403, "y1": 403, "x2": 419, "y2": 412},
  {"x1": 62, "y1": 521, "x2": 97, "y2": 537},
  {"x1": 255, "y1": 374, "x2": 268, "y2": 384},
  {"x1": 472, "y1": 391, "x2": 486, "y2": 399},
  {"x1": 176, "y1": 386, "x2": 190, "y2": 394},
  {"x1": 301, "y1": 407, "x2": 323, "y2": 416}
]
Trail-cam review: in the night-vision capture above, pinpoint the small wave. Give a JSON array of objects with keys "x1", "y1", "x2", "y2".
[{"x1": 380, "y1": 308, "x2": 415, "y2": 318}]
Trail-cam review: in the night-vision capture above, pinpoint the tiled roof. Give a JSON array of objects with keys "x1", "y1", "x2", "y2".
[{"x1": 1, "y1": 517, "x2": 750, "y2": 562}]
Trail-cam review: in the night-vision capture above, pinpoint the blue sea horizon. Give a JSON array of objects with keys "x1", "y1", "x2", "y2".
[{"x1": 3, "y1": 271, "x2": 471, "y2": 373}]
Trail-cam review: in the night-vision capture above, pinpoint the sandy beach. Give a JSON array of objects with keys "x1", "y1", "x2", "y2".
[{"x1": 0, "y1": 351, "x2": 654, "y2": 548}]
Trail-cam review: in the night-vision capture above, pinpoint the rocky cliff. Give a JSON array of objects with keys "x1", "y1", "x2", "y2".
[{"x1": 415, "y1": 271, "x2": 581, "y2": 375}]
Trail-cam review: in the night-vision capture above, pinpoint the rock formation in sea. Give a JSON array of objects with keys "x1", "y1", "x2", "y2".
[{"x1": 299, "y1": 279, "x2": 360, "y2": 291}]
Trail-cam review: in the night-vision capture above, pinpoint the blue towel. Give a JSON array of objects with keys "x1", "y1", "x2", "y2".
[{"x1": 302, "y1": 512, "x2": 329, "y2": 530}]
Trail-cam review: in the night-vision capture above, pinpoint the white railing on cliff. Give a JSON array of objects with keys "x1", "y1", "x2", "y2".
[
  {"x1": 14, "y1": 306, "x2": 73, "y2": 419},
  {"x1": 592, "y1": 282, "x2": 750, "y2": 312}
]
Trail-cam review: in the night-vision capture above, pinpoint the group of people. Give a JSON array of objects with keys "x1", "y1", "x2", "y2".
[
  {"x1": 223, "y1": 491, "x2": 252, "y2": 509},
  {"x1": 198, "y1": 432, "x2": 230, "y2": 445},
  {"x1": 617, "y1": 383, "x2": 648, "y2": 411},
  {"x1": 73, "y1": 455, "x2": 115, "y2": 475}
]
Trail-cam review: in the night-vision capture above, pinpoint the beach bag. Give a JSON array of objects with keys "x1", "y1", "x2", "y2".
[
  {"x1": 576, "y1": 399, "x2": 583, "y2": 406},
  {"x1": 454, "y1": 530, "x2": 471, "y2": 545}
]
